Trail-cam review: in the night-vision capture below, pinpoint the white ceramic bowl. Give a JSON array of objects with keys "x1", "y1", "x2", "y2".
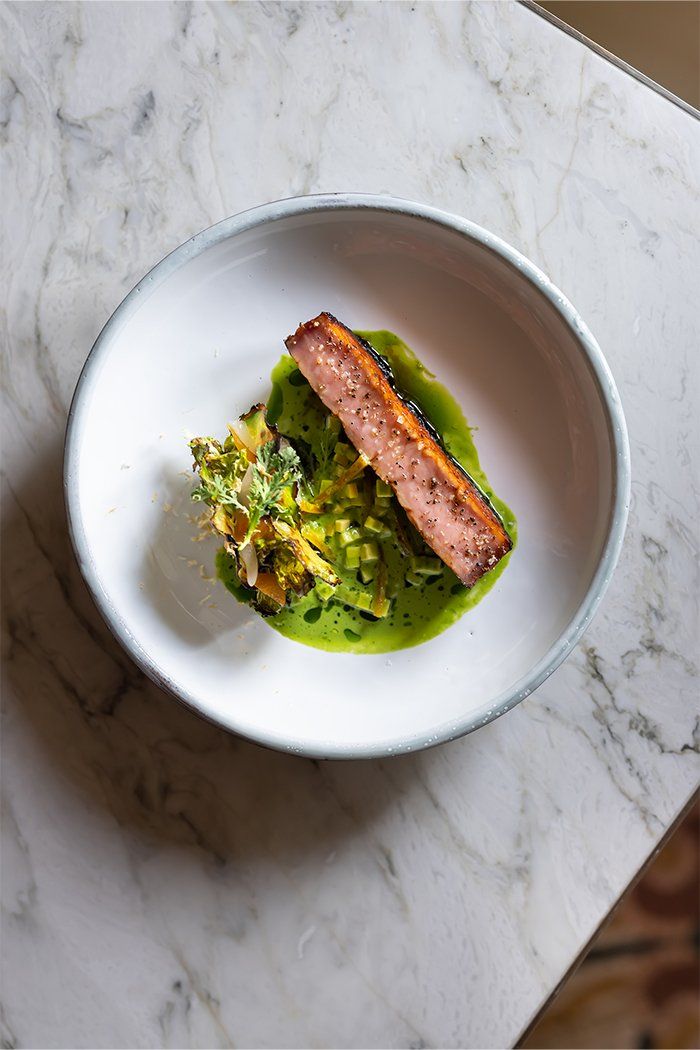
[{"x1": 64, "y1": 195, "x2": 630, "y2": 758}]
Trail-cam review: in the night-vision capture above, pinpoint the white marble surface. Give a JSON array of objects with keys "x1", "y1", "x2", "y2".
[{"x1": 1, "y1": 2, "x2": 698, "y2": 1047}]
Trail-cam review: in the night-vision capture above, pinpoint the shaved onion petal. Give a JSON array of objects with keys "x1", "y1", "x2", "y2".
[
  {"x1": 239, "y1": 542, "x2": 258, "y2": 587},
  {"x1": 238, "y1": 463, "x2": 254, "y2": 508},
  {"x1": 229, "y1": 420, "x2": 257, "y2": 453}
]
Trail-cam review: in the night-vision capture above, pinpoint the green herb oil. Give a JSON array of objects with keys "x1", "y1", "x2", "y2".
[{"x1": 218, "y1": 330, "x2": 516, "y2": 653}]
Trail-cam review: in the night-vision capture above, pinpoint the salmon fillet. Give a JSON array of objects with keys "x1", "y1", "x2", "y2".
[{"x1": 285, "y1": 313, "x2": 512, "y2": 587}]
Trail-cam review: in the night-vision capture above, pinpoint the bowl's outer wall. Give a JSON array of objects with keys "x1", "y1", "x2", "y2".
[{"x1": 64, "y1": 194, "x2": 631, "y2": 758}]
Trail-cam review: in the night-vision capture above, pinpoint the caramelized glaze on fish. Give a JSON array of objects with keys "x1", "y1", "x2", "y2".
[{"x1": 286, "y1": 312, "x2": 512, "y2": 587}]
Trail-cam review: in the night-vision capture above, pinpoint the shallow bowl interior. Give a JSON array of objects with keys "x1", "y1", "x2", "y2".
[{"x1": 65, "y1": 198, "x2": 628, "y2": 756}]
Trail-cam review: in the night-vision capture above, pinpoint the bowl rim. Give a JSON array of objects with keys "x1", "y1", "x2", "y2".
[{"x1": 64, "y1": 192, "x2": 631, "y2": 759}]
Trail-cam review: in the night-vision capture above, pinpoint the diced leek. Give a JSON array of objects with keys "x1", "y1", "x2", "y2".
[
  {"x1": 339, "y1": 526, "x2": 361, "y2": 547},
  {"x1": 334, "y1": 518, "x2": 352, "y2": 533},
  {"x1": 345, "y1": 545, "x2": 361, "y2": 570},
  {"x1": 410, "y1": 555, "x2": 443, "y2": 577},
  {"x1": 363, "y1": 515, "x2": 384, "y2": 534},
  {"x1": 342, "y1": 481, "x2": 361, "y2": 503},
  {"x1": 315, "y1": 581, "x2": 335, "y2": 602},
  {"x1": 360, "y1": 564, "x2": 377, "y2": 584},
  {"x1": 405, "y1": 569, "x2": 424, "y2": 586},
  {"x1": 368, "y1": 507, "x2": 392, "y2": 539},
  {"x1": 336, "y1": 585, "x2": 373, "y2": 611},
  {"x1": 360, "y1": 541, "x2": 379, "y2": 563},
  {"x1": 375, "y1": 478, "x2": 392, "y2": 499}
]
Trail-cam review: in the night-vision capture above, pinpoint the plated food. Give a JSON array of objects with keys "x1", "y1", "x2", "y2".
[
  {"x1": 189, "y1": 313, "x2": 515, "y2": 653},
  {"x1": 287, "y1": 314, "x2": 512, "y2": 585},
  {"x1": 65, "y1": 195, "x2": 629, "y2": 753}
]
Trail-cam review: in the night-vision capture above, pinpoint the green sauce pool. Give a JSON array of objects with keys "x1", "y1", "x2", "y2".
[{"x1": 217, "y1": 330, "x2": 516, "y2": 653}]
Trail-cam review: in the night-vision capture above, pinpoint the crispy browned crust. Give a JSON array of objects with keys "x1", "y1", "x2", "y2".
[{"x1": 286, "y1": 313, "x2": 512, "y2": 556}]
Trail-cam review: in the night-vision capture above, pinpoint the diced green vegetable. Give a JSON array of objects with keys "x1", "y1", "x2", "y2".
[
  {"x1": 336, "y1": 579, "x2": 391, "y2": 618},
  {"x1": 363, "y1": 515, "x2": 384, "y2": 534},
  {"x1": 375, "y1": 478, "x2": 393, "y2": 499},
  {"x1": 315, "y1": 581, "x2": 335, "y2": 602},
  {"x1": 368, "y1": 507, "x2": 392, "y2": 538},
  {"x1": 360, "y1": 541, "x2": 379, "y2": 563},
  {"x1": 342, "y1": 481, "x2": 361, "y2": 503},
  {"x1": 335, "y1": 585, "x2": 373, "y2": 612},
  {"x1": 339, "y1": 526, "x2": 361, "y2": 547},
  {"x1": 345, "y1": 545, "x2": 361, "y2": 569},
  {"x1": 334, "y1": 518, "x2": 352, "y2": 533},
  {"x1": 360, "y1": 564, "x2": 377, "y2": 584},
  {"x1": 410, "y1": 555, "x2": 443, "y2": 577},
  {"x1": 405, "y1": 569, "x2": 424, "y2": 586}
]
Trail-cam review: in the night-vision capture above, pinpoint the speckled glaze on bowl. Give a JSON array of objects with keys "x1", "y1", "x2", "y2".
[{"x1": 64, "y1": 194, "x2": 630, "y2": 758}]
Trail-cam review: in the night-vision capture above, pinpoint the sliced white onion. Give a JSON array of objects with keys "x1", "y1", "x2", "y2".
[
  {"x1": 239, "y1": 542, "x2": 258, "y2": 587},
  {"x1": 229, "y1": 420, "x2": 257, "y2": 454},
  {"x1": 238, "y1": 463, "x2": 254, "y2": 508}
]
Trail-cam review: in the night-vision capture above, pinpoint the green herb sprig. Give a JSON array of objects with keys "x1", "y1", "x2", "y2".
[{"x1": 243, "y1": 440, "x2": 302, "y2": 543}]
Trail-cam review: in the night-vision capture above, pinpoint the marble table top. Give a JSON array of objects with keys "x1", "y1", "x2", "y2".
[{"x1": 2, "y1": 2, "x2": 698, "y2": 1047}]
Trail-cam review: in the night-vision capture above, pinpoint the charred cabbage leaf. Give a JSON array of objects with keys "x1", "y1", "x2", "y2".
[{"x1": 189, "y1": 406, "x2": 338, "y2": 614}]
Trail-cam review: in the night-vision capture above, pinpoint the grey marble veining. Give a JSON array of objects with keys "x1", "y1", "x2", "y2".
[{"x1": 1, "y1": 2, "x2": 698, "y2": 1047}]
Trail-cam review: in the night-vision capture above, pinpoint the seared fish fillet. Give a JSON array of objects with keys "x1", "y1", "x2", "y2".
[{"x1": 285, "y1": 312, "x2": 512, "y2": 587}]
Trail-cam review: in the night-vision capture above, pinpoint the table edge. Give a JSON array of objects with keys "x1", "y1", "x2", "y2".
[
  {"x1": 511, "y1": 6, "x2": 699, "y2": 1042},
  {"x1": 519, "y1": 0, "x2": 700, "y2": 121},
  {"x1": 513, "y1": 785, "x2": 700, "y2": 1048}
]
